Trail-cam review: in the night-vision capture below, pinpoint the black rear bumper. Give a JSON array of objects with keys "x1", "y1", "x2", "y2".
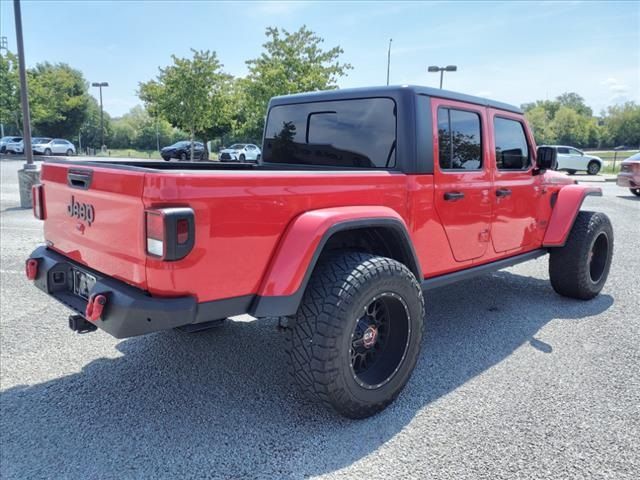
[{"x1": 28, "y1": 246, "x2": 248, "y2": 338}]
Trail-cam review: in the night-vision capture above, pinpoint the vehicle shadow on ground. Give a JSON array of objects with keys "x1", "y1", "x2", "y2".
[
  {"x1": 616, "y1": 195, "x2": 640, "y2": 201},
  {"x1": 0, "y1": 270, "x2": 613, "y2": 479}
]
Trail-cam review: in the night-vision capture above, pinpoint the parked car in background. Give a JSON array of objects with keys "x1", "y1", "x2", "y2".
[
  {"x1": 32, "y1": 138, "x2": 76, "y2": 156},
  {"x1": 5, "y1": 138, "x2": 24, "y2": 154},
  {"x1": 218, "y1": 143, "x2": 261, "y2": 162},
  {"x1": 616, "y1": 151, "x2": 640, "y2": 196},
  {"x1": 543, "y1": 145, "x2": 603, "y2": 175},
  {"x1": 0, "y1": 136, "x2": 22, "y2": 153},
  {"x1": 161, "y1": 141, "x2": 205, "y2": 161}
]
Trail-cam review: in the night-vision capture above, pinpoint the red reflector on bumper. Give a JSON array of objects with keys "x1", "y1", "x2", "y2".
[
  {"x1": 85, "y1": 294, "x2": 107, "y2": 321},
  {"x1": 26, "y1": 258, "x2": 39, "y2": 280}
]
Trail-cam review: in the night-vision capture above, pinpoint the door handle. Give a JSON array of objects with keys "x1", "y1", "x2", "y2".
[
  {"x1": 444, "y1": 191, "x2": 465, "y2": 201},
  {"x1": 495, "y1": 188, "x2": 512, "y2": 198}
]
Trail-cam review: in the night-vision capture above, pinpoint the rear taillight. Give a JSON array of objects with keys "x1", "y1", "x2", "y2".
[
  {"x1": 26, "y1": 258, "x2": 39, "y2": 280},
  {"x1": 32, "y1": 184, "x2": 44, "y2": 219},
  {"x1": 145, "y1": 208, "x2": 195, "y2": 261}
]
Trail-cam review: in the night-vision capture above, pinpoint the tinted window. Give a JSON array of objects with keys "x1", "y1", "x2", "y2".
[
  {"x1": 264, "y1": 98, "x2": 397, "y2": 168},
  {"x1": 569, "y1": 148, "x2": 582, "y2": 155},
  {"x1": 494, "y1": 118, "x2": 530, "y2": 170},
  {"x1": 557, "y1": 147, "x2": 570, "y2": 154},
  {"x1": 438, "y1": 108, "x2": 482, "y2": 170}
]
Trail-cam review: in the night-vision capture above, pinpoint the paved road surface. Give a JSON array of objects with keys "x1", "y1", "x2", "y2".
[{"x1": 1, "y1": 160, "x2": 638, "y2": 479}]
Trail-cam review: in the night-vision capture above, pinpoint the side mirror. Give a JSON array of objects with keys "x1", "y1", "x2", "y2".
[{"x1": 536, "y1": 146, "x2": 557, "y2": 172}]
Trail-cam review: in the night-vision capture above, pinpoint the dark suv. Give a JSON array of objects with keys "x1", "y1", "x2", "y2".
[{"x1": 161, "y1": 141, "x2": 205, "y2": 161}]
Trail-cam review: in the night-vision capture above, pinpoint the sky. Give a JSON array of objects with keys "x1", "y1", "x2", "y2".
[{"x1": 1, "y1": 0, "x2": 638, "y2": 117}]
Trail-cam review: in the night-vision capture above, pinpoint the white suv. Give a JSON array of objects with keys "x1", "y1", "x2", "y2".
[{"x1": 544, "y1": 145, "x2": 603, "y2": 175}]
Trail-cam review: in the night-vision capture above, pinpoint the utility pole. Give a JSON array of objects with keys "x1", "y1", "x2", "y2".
[
  {"x1": 14, "y1": 0, "x2": 40, "y2": 209},
  {"x1": 91, "y1": 82, "x2": 109, "y2": 151},
  {"x1": 386, "y1": 38, "x2": 392, "y2": 86}
]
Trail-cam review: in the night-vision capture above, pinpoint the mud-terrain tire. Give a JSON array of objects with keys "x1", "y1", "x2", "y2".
[
  {"x1": 549, "y1": 211, "x2": 613, "y2": 300},
  {"x1": 286, "y1": 252, "x2": 425, "y2": 419}
]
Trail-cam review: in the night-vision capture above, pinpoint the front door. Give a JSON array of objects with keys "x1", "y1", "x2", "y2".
[
  {"x1": 488, "y1": 109, "x2": 539, "y2": 253},
  {"x1": 433, "y1": 99, "x2": 492, "y2": 262}
]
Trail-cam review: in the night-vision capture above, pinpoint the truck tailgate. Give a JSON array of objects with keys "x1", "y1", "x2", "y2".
[{"x1": 41, "y1": 162, "x2": 147, "y2": 289}]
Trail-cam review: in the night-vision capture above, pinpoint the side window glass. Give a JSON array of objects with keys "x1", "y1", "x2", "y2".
[
  {"x1": 437, "y1": 107, "x2": 482, "y2": 170},
  {"x1": 557, "y1": 147, "x2": 569, "y2": 154},
  {"x1": 494, "y1": 117, "x2": 530, "y2": 170}
]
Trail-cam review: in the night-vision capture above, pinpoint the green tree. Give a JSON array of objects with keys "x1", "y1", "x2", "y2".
[
  {"x1": 237, "y1": 26, "x2": 352, "y2": 141},
  {"x1": 525, "y1": 105, "x2": 556, "y2": 145},
  {"x1": 79, "y1": 96, "x2": 112, "y2": 151},
  {"x1": 0, "y1": 51, "x2": 21, "y2": 135},
  {"x1": 603, "y1": 102, "x2": 640, "y2": 148},
  {"x1": 28, "y1": 62, "x2": 90, "y2": 138},
  {"x1": 556, "y1": 92, "x2": 592, "y2": 117},
  {"x1": 139, "y1": 49, "x2": 231, "y2": 159}
]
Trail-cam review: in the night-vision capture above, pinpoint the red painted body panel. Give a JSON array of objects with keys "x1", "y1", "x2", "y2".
[
  {"x1": 487, "y1": 108, "x2": 542, "y2": 254},
  {"x1": 41, "y1": 163, "x2": 148, "y2": 289},
  {"x1": 258, "y1": 206, "x2": 407, "y2": 297},
  {"x1": 542, "y1": 184, "x2": 602, "y2": 247},
  {"x1": 431, "y1": 98, "x2": 493, "y2": 262},
  {"x1": 142, "y1": 171, "x2": 411, "y2": 301}
]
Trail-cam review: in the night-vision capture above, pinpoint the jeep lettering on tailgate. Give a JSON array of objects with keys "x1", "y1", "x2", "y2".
[{"x1": 67, "y1": 196, "x2": 95, "y2": 225}]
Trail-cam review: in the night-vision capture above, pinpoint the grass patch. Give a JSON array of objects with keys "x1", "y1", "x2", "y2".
[{"x1": 89, "y1": 149, "x2": 163, "y2": 160}]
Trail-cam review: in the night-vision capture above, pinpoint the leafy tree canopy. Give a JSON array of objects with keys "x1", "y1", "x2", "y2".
[
  {"x1": 236, "y1": 25, "x2": 352, "y2": 141},
  {"x1": 28, "y1": 62, "x2": 90, "y2": 138}
]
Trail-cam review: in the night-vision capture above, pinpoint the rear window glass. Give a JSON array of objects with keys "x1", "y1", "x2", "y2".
[{"x1": 263, "y1": 98, "x2": 397, "y2": 168}]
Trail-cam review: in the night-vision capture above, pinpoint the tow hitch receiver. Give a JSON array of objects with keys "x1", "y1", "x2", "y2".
[{"x1": 69, "y1": 315, "x2": 97, "y2": 333}]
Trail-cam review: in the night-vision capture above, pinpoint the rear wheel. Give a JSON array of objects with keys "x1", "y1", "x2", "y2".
[
  {"x1": 287, "y1": 252, "x2": 424, "y2": 419},
  {"x1": 567, "y1": 169, "x2": 576, "y2": 175},
  {"x1": 587, "y1": 161, "x2": 600, "y2": 175},
  {"x1": 549, "y1": 211, "x2": 613, "y2": 300},
  {"x1": 630, "y1": 188, "x2": 640, "y2": 197}
]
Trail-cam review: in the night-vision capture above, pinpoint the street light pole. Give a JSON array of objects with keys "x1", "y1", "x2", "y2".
[
  {"x1": 91, "y1": 81, "x2": 108, "y2": 151},
  {"x1": 427, "y1": 65, "x2": 458, "y2": 89},
  {"x1": 0, "y1": 36, "x2": 8, "y2": 138},
  {"x1": 13, "y1": 0, "x2": 40, "y2": 209},
  {"x1": 13, "y1": 0, "x2": 34, "y2": 169}
]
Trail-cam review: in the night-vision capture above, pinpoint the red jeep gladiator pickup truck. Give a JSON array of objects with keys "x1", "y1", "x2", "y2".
[{"x1": 27, "y1": 86, "x2": 613, "y2": 418}]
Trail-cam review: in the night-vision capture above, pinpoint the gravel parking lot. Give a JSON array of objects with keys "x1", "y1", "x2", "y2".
[{"x1": 1, "y1": 159, "x2": 638, "y2": 479}]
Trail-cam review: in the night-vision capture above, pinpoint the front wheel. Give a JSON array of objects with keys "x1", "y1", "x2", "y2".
[
  {"x1": 587, "y1": 161, "x2": 601, "y2": 175},
  {"x1": 287, "y1": 252, "x2": 425, "y2": 419},
  {"x1": 44, "y1": 148, "x2": 52, "y2": 156},
  {"x1": 549, "y1": 211, "x2": 613, "y2": 300},
  {"x1": 567, "y1": 169, "x2": 577, "y2": 175},
  {"x1": 180, "y1": 152, "x2": 187, "y2": 161},
  {"x1": 66, "y1": 149, "x2": 74, "y2": 156},
  {"x1": 631, "y1": 188, "x2": 640, "y2": 197},
  {"x1": 239, "y1": 154, "x2": 246, "y2": 162}
]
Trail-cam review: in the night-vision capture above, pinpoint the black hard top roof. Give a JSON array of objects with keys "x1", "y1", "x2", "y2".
[{"x1": 270, "y1": 85, "x2": 522, "y2": 114}]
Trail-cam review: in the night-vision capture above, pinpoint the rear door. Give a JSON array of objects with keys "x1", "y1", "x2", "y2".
[
  {"x1": 488, "y1": 110, "x2": 539, "y2": 253},
  {"x1": 433, "y1": 99, "x2": 492, "y2": 262},
  {"x1": 41, "y1": 162, "x2": 148, "y2": 288}
]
